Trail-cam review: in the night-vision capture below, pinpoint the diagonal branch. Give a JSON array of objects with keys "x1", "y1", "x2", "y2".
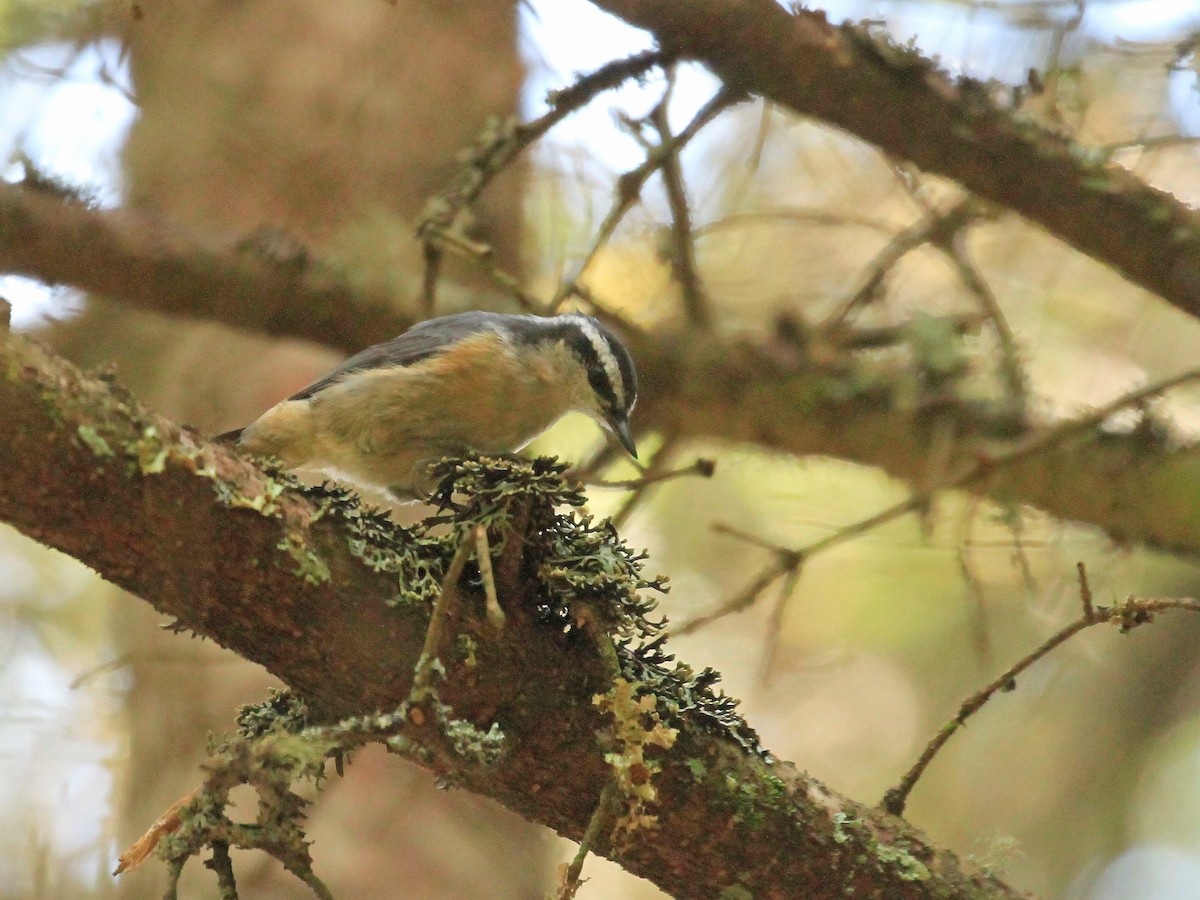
[
  {"x1": 587, "y1": 0, "x2": 1200, "y2": 324},
  {"x1": 0, "y1": 328, "x2": 1019, "y2": 899}
]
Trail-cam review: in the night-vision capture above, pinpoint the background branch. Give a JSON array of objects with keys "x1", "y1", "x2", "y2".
[
  {"x1": 587, "y1": 0, "x2": 1200, "y2": 322},
  {"x1": 6, "y1": 177, "x2": 1200, "y2": 559}
]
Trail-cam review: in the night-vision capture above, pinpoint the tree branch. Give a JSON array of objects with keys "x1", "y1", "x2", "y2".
[
  {"x1": 4, "y1": 178, "x2": 1200, "y2": 558},
  {"x1": 0, "y1": 179, "x2": 394, "y2": 353},
  {"x1": 0, "y1": 329, "x2": 1019, "y2": 898},
  {"x1": 586, "y1": 0, "x2": 1200, "y2": 323}
]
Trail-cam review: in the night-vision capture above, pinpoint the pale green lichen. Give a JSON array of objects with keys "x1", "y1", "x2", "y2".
[
  {"x1": 455, "y1": 633, "x2": 478, "y2": 668},
  {"x1": 594, "y1": 677, "x2": 678, "y2": 805},
  {"x1": 873, "y1": 839, "x2": 932, "y2": 882},
  {"x1": 277, "y1": 534, "x2": 331, "y2": 585},
  {"x1": 833, "y1": 811, "x2": 858, "y2": 845},
  {"x1": 76, "y1": 424, "x2": 113, "y2": 457},
  {"x1": 592, "y1": 677, "x2": 678, "y2": 847},
  {"x1": 127, "y1": 425, "x2": 168, "y2": 474}
]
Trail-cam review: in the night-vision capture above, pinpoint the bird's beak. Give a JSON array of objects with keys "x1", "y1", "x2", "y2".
[{"x1": 609, "y1": 416, "x2": 638, "y2": 459}]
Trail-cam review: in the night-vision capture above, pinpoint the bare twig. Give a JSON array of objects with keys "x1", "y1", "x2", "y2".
[
  {"x1": 425, "y1": 227, "x2": 544, "y2": 313},
  {"x1": 588, "y1": 454, "x2": 714, "y2": 491},
  {"x1": 413, "y1": 537, "x2": 473, "y2": 695},
  {"x1": 674, "y1": 538, "x2": 802, "y2": 637},
  {"x1": 474, "y1": 524, "x2": 505, "y2": 630},
  {"x1": 820, "y1": 198, "x2": 982, "y2": 332},
  {"x1": 759, "y1": 563, "x2": 804, "y2": 683},
  {"x1": 680, "y1": 367, "x2": 1200, "y2": 638},
  {"x1": 557, "y1": 779, "x2": 620, "y2": 900},
  {"x1": 420, "y1": 240, "x2": 442, "y2": 316},
  {"x1": 205, "y1": 841, "x2": 238, "y2": 900},
  {"x1": 1103, "y1": 134, "x2": 1200, "y2": 154},
  {"x1": 695, "y1": 207, "x2": 897, "y2": 239},
  {"x1": 1077, "y1": 559, "x2": 1094, "y2": 621},
  {"x1": 418, "y1": 50, "x2": 665, "y2": 242},
  {"x1": 946, "y1": 226, "x2": 1028, "y2": 406},
  {"x1": 417, "y1": 50, "x2": 665, "y2": 314},
  {"x1": 650, "y1": 73, "x2": 713, "y2": 328},
  {"x1": 603, "y1": 437, "x2": 687, "y2": 529},
  {"x1": 955, "y1": 497, "x2": 994, "y2": 666},
  {"x1": 552, "y1": 86, "x2": 741, "y2": 311},
  {"x1": 881, "y1": 563, "x2": 1200, "y2": 817}
]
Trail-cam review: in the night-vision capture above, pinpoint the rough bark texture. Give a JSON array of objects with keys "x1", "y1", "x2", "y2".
[
  {"x1": 587, "y1": 0, "x2": 1200, "y2": 321},
  {"x1": 0, "y1": 327, "x2": 1024, "y2": 899}
]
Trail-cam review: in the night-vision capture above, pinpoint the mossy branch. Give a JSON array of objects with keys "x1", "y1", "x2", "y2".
[{"x1": 0, "y1": 330, "x2": 1019, "y2": 898}]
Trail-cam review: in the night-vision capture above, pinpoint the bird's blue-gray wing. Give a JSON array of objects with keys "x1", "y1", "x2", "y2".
[{"x1": 287, "y1": 311, "x2": 511, "y2": 401}]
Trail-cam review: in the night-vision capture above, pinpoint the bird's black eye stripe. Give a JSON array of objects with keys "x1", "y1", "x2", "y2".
[
  {"x1": 568, "y1": 330, "x2": 621, "y2": 413},
  {"x1": 521, "y1": 314, "x2": 636, "y2": 417}
]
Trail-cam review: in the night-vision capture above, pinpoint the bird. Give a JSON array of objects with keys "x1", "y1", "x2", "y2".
[{"x1": 216, "y1": 311, "x2": 638, "y2": 499}]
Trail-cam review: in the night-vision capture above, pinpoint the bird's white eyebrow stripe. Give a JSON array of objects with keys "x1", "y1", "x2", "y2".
[{"x1": 570, "y1": 316, "x2": 624, "y2": 409}]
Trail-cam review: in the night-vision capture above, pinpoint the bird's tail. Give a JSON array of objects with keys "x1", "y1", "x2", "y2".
[{"x1": 213, "y1": 427, "x2": 244, "y2": 444}]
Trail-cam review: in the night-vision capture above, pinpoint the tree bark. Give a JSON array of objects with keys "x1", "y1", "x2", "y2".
[{"x1": 0, "y1": 326, "x2": 1023, "y2": 899}]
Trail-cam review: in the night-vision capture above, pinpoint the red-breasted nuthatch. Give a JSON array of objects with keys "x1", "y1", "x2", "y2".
[{"x1": 218, "y1": 311, "x2": 638, "y2": 499}]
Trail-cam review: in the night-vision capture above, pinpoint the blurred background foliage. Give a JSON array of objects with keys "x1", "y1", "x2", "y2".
[{"x1": 4, "y1": 0, "x2": 1200, "y2": 897}]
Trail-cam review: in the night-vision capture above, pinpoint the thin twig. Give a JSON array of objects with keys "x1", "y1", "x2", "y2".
[
  {"x1": 205, "y1": 841, "x2": 238, "y2": 900},
  {"x1": 681, "y1": 368, "x2": 1200, "y2": 637},
  {"x1": 759, "y1": 563, "x2": 804, "y2": 683},
  {"x1": 1103, "y1": 134, "x2": 1200, "y2": 153},
  {"x1": 474, "y1": 524, "x2": 505, "y2": 630},
  {"x1": 412, "y1": 537, "x2": 472, "y2": 695},
  {"x1": 650, "y1": 72, "x2": 713, "y2": 328},
  {"x1": 804, "y1": 366, "x2": 1200, "y2": 560},
  {"x1": 1077, "y1": 560, "x2": 1094, "y2": 621},
  {"x1": 1002, "y1": 505, "x2": 1039, "y2": 599},
  {"x1": 588, "y1": 455, "x2": 714, "y2": 490},
  {"x1": 674, "y1": 545, "x2": 802, "y2": 636},
  {"x1": 419, "y1": 50, "x2": 665, "y2": 242},
  {"x1": 946, "y1": 226, "x2": 1028, "y2": 407},
  {"x1": 420, "y1": 240, "x2": 442, "y2": 316},
  {"x1": 955, "y1": 496, "x2": 994, "y2": 666},
  {"x1": 426, "y1": 228, "x2": 544, "y2": 313},
  {"x1": 604, "y1": 434, "x2": 672, "y2": 528},
  {"x1": 882, "y1": 566, "x2": 1200, "y2": 816},
  {"x1": 557, "y1": 779, "x2": 621, "y2": 900},
  {"x1": 820, "y1": 199, "x2": 981, "y2": 332},
  {"x1": 603, "y1": 437, "x2": 689, "y2": 529},
  {"x1": 747, "y1": 100, "x2": 773, "y2": 173},
  {"x1": 694, "y1": 208, "x2": 897, "y2": 239},
  {"x1": 416, "y1": 51, "x2": 665, "y2": 316},
  {"x1": 551, "y1": 86, "x2": 741, "y2": 312}
]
